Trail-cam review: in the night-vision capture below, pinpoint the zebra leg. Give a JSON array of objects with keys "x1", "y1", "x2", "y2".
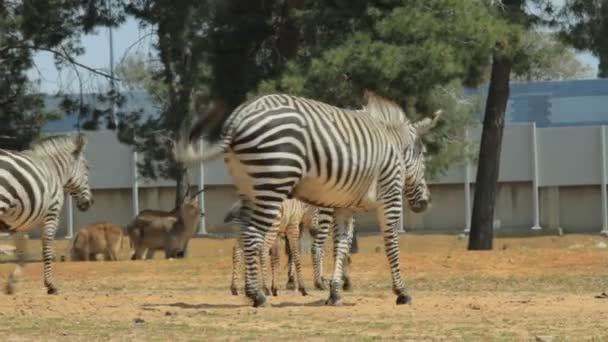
[
  {"x1": 377, "y1": 200, "x2": 411, "y2": 305},
  {"x1": 41, "y1": 215, "x2": 60, "y2": 295},
  {"x1": 342, "y1": 217, "x2": 354, "y2": 292},
  {"x1": 260, "y1": 229, "x2": 278, "y2": 296},
  {"x1": 326, "y1": 210, "x2": 354, "y2": 306},
  {"x1": 230, "y1": 242, "x2": 242, "y2": 296},
  {"x1": 241, "y1": 201, "x2": 283, "y2": 307},
  {"x1": 312, "y1": 208, "x2": 332, "y2": 290},
  {"x1": 5, "y1": 231, "x2": 27, "y2": 295},
  {"x1": 285, "y1": 235, "x2": 296, "y2": 290},
  {"x1": 330, "y1": 216, "x2": 352, "y2": 292},
  {"x1": 287, "y1": 224, "x2": 307, "y2": 296},
  {"x1": 269, "y1": 239, "x2": 280, "y2": 296}
]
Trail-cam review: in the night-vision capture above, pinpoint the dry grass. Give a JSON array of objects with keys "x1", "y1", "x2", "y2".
[{"x1": 1, "y1": 234, "x2": 608, "y2": 341}]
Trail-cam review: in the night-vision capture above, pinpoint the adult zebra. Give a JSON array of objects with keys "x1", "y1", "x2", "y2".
[
  {"x1": 0, "y1": 134, "x2": 93, "y2": 295},
  {"x1": 174, "y1": 91, "x2": 441, "y2": 307}
]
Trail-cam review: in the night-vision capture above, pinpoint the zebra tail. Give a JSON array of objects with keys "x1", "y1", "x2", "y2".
[
  {"x1": 173, "y1": 137, "x2": 227, "y2": 165},
  {"x1": 173, "y1": 101, "x2": 232, "y2": 165}
]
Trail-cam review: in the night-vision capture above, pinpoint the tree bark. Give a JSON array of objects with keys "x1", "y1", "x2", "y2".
[
  {"x1": 468, "y1": 50, "x2": 513, "y2": 251},
  {"x1": 156, "y1": 5, "x2": 197, "y2": 208}
]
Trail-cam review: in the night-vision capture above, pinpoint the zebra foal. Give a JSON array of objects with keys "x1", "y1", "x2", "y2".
[
  {"x1": 228, "y1": 198, "x2": 318, "y2": 297},
  {"x1": 174, "y1": 91, "x2": 441, "y2": 307},
  {"x1": 0, "y1": 134, "x2": 93, "y2": 295}
]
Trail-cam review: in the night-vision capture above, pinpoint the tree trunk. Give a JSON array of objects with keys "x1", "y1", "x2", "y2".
[
  {"x1": 156, "y1": 6, "x2": 197, "y2": 208},
  {"x1": 468, "y1": 51, "x2": 513, "y2": 251},
  {"x1": 174, "y1": 168, "x2": 189, "y2": 208}
]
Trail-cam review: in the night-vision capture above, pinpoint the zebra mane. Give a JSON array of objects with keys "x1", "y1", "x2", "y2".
[
  {"x1": 29, "y1": 134, "x2": 86, "y2": 157},
  {"x1": 362, "y1": 90, "x2": 410, "y2": 125}
]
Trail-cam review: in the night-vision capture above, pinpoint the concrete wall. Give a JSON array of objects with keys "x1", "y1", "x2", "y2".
[{"x1": 35, "y1": 123, "x2": 608, "y2": 238}]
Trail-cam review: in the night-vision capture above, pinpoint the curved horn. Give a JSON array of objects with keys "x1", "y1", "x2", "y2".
[
  {"x1": 191, "y1": 188, "x2": 205, "y2": 199},
  {"x1": 177, "y1": 178, "x2": 192, "y2": 207}
]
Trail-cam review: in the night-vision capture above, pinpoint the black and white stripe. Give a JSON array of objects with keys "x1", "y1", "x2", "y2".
[
  {"x1": 229, "y1": 198, "x2": 319, "y2": 297},
  {"x1": 1, "y1": 134, "x2": 93, "y2": 295},
  {"x1": 175, "y1": 91, "x2": 441, "y2": 307}
]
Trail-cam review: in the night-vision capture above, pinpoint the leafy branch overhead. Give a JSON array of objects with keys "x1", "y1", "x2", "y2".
[{"x1": 0, "y1": 0, "x2": 123, "y2": 150}]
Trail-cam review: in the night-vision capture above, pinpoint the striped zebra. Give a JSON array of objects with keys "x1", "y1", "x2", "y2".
[
  {"x1": 0, "y1": 134, "x2": 93, "y2": 295},
  {"x1": 228, "y1": 198, "x2": 318, "y2": 297},
  {"x1": 174, "y1": 91, "x2": 441, "y2": 307}
]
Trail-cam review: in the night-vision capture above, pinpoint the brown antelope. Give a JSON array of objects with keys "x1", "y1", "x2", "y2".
[
  {"x1": 127, "y1": 188, "x2": 203, "y2": 260},
  {"x1": 70, "y1": 222, "x2": 124, "y2": 261}
]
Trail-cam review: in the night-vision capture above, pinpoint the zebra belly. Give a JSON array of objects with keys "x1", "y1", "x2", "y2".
[
  {"x1": 293, "y1": 177, "x2": 379, "y2": 212},
  {"x1": 0, "y1": 209, "x2": 44, "y2": 233}
]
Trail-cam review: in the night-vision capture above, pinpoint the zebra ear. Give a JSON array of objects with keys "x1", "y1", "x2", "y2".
[
  {"x1": 414, "y1": 110, "x2": 442, "y2": 136},
  {"x1": 73, "y1": 134, "x2": 87, "y2": 155}
]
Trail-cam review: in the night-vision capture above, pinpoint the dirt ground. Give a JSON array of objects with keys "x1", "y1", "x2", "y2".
[{"x1": 1, "y1": 233, "x2": 607, "y2": 341}]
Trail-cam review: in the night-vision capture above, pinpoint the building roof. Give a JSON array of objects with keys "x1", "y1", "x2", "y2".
[
  {"x1": 41, "y1": 91, "x2": 160, "y2": 133},
  {"x1": 466, "y1": 78, "x2": 608, "y2": 127},
  {"x1": 41, "y1": 78, "x2": 608, "y2": 133}
]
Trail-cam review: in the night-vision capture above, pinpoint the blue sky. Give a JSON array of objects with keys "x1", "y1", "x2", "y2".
[{"x1": 28, "y1": 15, "x2": 601, "y2": 95}]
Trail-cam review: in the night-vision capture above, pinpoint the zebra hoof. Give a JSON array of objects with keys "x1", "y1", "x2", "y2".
[
  {"x1": 252, "y1": 293, "x2": 267, "y2": 308},
  {"x1": 314, "y1": 280, "x2": 326, "y2": 291},
  {"x1": 230, "y1": 286, "x2": 238, "y2": 296},
  {"x1": 5, "y1": 282, "x2": 16, "y2": 295},
  {"x1": 299, "y1": 288, "x2": 308, "y2": 296},
  {"x1": 342, "y1": 278, "x2": 352, "y2": 292},
  {"x1": 263, "y1": 287, "x2": 271, "y2": 296},
  {"x1": 325, "y1": 296, "x2": 343, "y2": 306},
  {"x1": 47, "y1": 287, "x2": 59, "y2": 295},
  {"x1": 285, "y1": 279, "x2": 296, "y2": 291},
  {"x1": 271, "y1": 288, "x2": 278, "y2": 297},
  {"x1": 396, "y1": 293, "x2": 412, "y2": 305}
]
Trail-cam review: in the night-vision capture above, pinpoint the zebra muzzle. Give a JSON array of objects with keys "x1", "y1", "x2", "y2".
[{"x1": 76, "y1": 198, "x2": 93, "y2": 211}]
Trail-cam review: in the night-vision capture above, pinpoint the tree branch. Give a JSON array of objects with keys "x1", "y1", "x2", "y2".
[{"x1": 34, "y1": 45, "x2": 121, "y2": 81}]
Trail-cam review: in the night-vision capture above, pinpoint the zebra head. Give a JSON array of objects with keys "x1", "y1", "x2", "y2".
[
  {"x1": 65, "y1": 134, "x2": 94, "y2": 212},
  {"x1": 403, "y1": 110, "x2": 442, "y2": 213}
]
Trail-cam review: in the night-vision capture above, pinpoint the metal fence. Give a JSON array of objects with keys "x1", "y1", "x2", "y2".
[{"x1": 4, "y1": 122, "x2": 608, "y2": 239}]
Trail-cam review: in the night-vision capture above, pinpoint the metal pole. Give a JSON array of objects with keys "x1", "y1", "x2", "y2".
[
  {"x1": 464, "y1": 128, "x2": 472, "y2": 234},
  {"x1": 197, "y1": 138, "x2": 207, "y2": 235},
  {"x1": 107, "y1": 0, "x2": 118, "y2": 128},
  {"x1": 397, "y1": 208, "x2": 405, "y2": 233},
  {"x1": 65, "y1": 194, "x2": 74, "y2": 239},
  {"x1": 132, "y1": 150, "x2": 140, "y2": 216},
  {"x1": 531, "y1": 122, "x2": 542, "y2": 230},
  {"x1": 601, "y1": 126, "x2": 608, "y2": 236}
]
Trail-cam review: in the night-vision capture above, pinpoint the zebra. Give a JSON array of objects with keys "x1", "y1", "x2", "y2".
[
  {"x1": 174, "y1": 91, "x2": 441, "y2": 307},
  {"x1": 0, "y1": 134, "x2": 93, "y2": 295},
  {"x1": 228, "y1": 198, "x2": 319, "y2": 297}
]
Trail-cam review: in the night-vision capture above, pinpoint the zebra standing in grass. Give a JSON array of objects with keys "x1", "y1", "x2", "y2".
[
  {"x1": 0, "y1": 134, "x2": 93, "y2": 295},
  {"x1": 228, "y1": 198, "x2": 319, "y2": 297},
  {"x1": 174, "y1": 91, "x2": 441, "y2": 307}
]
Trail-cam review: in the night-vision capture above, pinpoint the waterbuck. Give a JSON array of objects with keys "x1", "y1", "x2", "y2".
[
  {"x1": 127, "y1": 188, "x2": 203, "y2": 260},
  {"x1": 70, "y1": 222, "x2": 125, "y2": 261}
]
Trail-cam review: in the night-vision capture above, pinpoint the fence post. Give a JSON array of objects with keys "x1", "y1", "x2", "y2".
[
  {"x1": 397, "y1": 209, "x2": 405, "y2": 233},
  {"x1": 464, "y1": 128, "x2": 472, "y2": 234},
  {"x1": 65, "y1": 194, "x2": 74, "y2": 239},
  {"x1": 132, "y1": 150, "x2": 140, "y2": 217},
  {"x1": 601, "y1": 126, "x2": 608, "y2": 236},
  {"x1": 197, "y1": 138, "x2": 207, "y2": 235},
  {"x1": 531, "y1": 122, "x2": 542, "y2": 230}
]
